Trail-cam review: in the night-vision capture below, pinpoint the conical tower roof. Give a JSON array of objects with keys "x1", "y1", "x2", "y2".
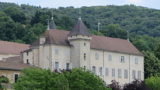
[
  {"x1": 68, "y1": 18, "x2": 91, "y2": 36},
  {"x1": 48, "y1": 17, "x2": 56, "y2": 30}
]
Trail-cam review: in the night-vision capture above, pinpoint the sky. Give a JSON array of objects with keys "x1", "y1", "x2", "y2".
[{"x1": 0, "y1": 0, "x2": 159, "y2": 9}]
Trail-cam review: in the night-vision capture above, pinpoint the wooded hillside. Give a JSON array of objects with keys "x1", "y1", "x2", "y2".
[{"x1": 1, "y1": 1, "x2": 160, "y2": 79}]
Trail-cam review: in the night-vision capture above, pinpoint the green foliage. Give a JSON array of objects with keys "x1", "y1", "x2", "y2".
[
  {"x1": 14, "y1": 68, "x2": 69, "y2": 90},
  {"x1": 104, "y1": 24, "x2": 127, "y2": 39},
  {"x1": 1, "y1": 3, "x2": 160, "y2": 80},
  {"x1": 143, "y1": 51, "x2": 160, "y2": 78},
  {"x1": 3, "y1": 7, "x2": 26, "y2": 23},
  {"x1": 154, "y1": 44, "x2": 160, "y2": 59},
  {"x1": 64, "y1": 68, "x2": 111, "y2": 90},
  {"x1": 0, "y1": 76, "x2": 9, "y2": 83},
  {"x1": 131, "y1": 35, "x2": 160, "y2": 51},
  {"x1": 145, "y1": 76, "x2": 160, "y2": 90},
  {"x1": 14, "y1": 68, "x2": 111, "y2": 90},
  {"x1": 90, "y1": 30, "x2": 104, "y2": 36}
]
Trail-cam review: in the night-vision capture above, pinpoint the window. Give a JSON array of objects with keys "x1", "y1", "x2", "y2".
[
  {"x1": 84, "y1": 43, "x2": 86, "y2": 46},
  {"x1": 55, "y1": 49, "x2": 59, "y2": 55},
  {"x1": 84, "y1": 66, "x2": 86, "y2": 70},
  {"x1": 99, "y1": 67, "x2": 103, "y2": 76},
  {"x1": 124, "y1": 69, "x2": 128, "y2": 79},
  {"x1": 66, "y1": 63, "x2": 70, "y2": 70},
  {"x1": 55, "y1": 62, "x2": 59, "y2": 70},
  {"x1": 105, "y1": 68, "x2": 109, "y2": 76},
  {"x1": 92, "y1": 66, "x2": 96, "y2": 74},
  {"x1": 118, "y1": 69, "x2": 122, "y2": 78},
  {"x1": 108, "y1": 54, "x2": 112, "y2": 61},
  {"x1": 138, "y1": 71, "x2": 141, "y2": 80},
  {"x1": 95, "y1": 53, "x2": 99, "y2": 60},
  {"x1": 84, "y1": 53, "x2": 86, "y2": 60},
  {"x1": 132, "y1": 70, "x2": 136, "y2": 79},
  {"x1": 135, "y1": 57, "x2": 138, "y2": 64},
  {"x1": 112, "y1": 68, "x2": 115, "y2": 77},
  {"x1": 14, "y1": 74, "x2": 19, "y2": 83},
  {"x1": 120, "y1": 56, "x2": 125, "y2": 63},
  {"x1": 26, "y1": 59, "x2": 29, "y2": 64}
]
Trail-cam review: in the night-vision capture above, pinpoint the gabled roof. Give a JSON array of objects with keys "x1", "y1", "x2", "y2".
[
  {"x1": 0, "y1": 41, "x2": 30, "y2": 55},
  {"x1": 32, "y1": 30, "x2": 143, "y2": 56},
  {"x1": 68, "y1": 18, "x2": 91, "y2": 36},
  {"x1": 0, "y1": 56, "x2": 33, "y2": 71}
]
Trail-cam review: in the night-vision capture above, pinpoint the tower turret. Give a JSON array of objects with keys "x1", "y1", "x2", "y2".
[
  {"x1": 47, "y1": 16, "x2": 56, "y2": 30},
  {"x1": 68, "y1": 18, "x2": 91, "y2": 69}
]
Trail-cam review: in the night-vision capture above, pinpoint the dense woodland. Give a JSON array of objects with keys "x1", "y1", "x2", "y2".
[{"x1": 0, "y1": 2, "x2": 160, "y2": 78}]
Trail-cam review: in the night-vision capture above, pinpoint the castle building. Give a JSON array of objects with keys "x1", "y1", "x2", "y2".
[{"x1": 22, "y1": 17, "x2": 144, "y2": 85}]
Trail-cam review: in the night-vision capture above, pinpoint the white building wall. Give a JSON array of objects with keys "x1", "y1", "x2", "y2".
[
  {"x1": 90, "y1": 49, "x2": 144, "y2": 85},
  {"x1": 22, "y1": 43, "x2": 144, "y2": 85},
  {"x1": 51, "y1": 45, "x2": 71, "y2": 71}
]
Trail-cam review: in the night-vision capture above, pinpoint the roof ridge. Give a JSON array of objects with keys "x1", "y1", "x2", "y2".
[
  {"x1": 51, "y1": 29, "x2": 128, "y2": 41},
  {"x1": 0, "y1": 40, "x2": 30, "y2": 46}
]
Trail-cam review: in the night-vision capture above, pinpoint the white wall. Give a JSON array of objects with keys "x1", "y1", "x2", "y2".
[
  {"x1": 22, "y1": 43, "x2": 144, "y2": 85},
  {"x1": 90, "y1": 49, "x2": 144, "y2": 85}
]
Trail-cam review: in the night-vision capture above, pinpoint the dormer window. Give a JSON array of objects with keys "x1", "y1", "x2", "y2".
[{"x1": 40, "y1": 37, "x2": 46, "y2": 44}]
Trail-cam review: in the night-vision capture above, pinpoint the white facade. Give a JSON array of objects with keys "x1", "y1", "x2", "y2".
[{"x1": 22, "y1": 35, "x2": 144, "y2": 85}]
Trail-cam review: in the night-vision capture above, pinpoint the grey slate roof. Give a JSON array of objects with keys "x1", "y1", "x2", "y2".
[
  {"x1": 48, "y1": 17, "x2": 56, "y2": 30},
  {"x1": 68, "y1": 18, "x2": 91, "y2": 36}
]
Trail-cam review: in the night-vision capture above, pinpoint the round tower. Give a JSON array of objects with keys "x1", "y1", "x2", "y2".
[{"x1": 68, "y1": 18, "x2": 92, "y2": 69}]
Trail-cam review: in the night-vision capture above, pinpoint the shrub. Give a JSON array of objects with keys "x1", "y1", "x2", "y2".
[
  {"x1": 108, "y1": 80, "x2": 121, "y2": 90},
  {"x1": 145, "y1": 76, "x2": 160, "y2": 90},
  {"x1": 0, "y1": 76, "x2": 9, "y2": 83},
  {"x1": 123, "y1": 80, "x2": 149, "y2": 90},
  {"x1": 14, "y1": 68, "x2": 111, "y2": 90}
]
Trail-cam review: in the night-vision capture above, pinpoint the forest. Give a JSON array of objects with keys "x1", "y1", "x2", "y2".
[{"x1": 0, "y1": 2, "x2": 160, "y2": 79}]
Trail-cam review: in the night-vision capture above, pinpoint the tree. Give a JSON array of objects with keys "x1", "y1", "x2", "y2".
[
  {"x1": 14, "y1": 68, "x2": 111, "y2": 90},
  {"x1": 143, "y1": 51, "x2": 160, "y2": 78},
  {"x1": 64, "y1": 68, "x2": 111, "y2": 90},
  {"x1": 154, "y1": 44, "x2": 160, "y2": 59},
  {"x1": 123, "y1": 80, "x2": 149, "y2": 90},
  {"x1": 0, "y1": 76, "x2": 9, "y2": 89},
  {"x1": 22, "y1": 23, "x2": 46, "y2": 44},
  {"x1": 145, "y1": 76, "x2": 160, "y2": 90},
  {"x1": 14, "y1": 68, "x2": 69, "y2": 90},
  {"x1": 108, "y1": 80, "x2": 121, "y2": 90},
  {"x1": 3, "y1": 7, "x2": 26, "y2": 23},
  {"x1": 104, "y1": 24, "x2": 127, "y2": 39}
]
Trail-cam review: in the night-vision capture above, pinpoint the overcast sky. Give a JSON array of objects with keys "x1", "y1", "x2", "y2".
[{"x1": 0, "y1": 0, "x2": 159, "y2": 9}]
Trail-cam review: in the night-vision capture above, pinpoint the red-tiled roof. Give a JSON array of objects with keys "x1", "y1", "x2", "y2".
[
  {"x1": 0, "y1": 56, "x2": 33, "y2": 71},
  {"x1": 0, "y1": 41, "x2": 30, "y2": 55},
  {"x1": 32, "y1": 30, "x2": 143, "y2": 56}
]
